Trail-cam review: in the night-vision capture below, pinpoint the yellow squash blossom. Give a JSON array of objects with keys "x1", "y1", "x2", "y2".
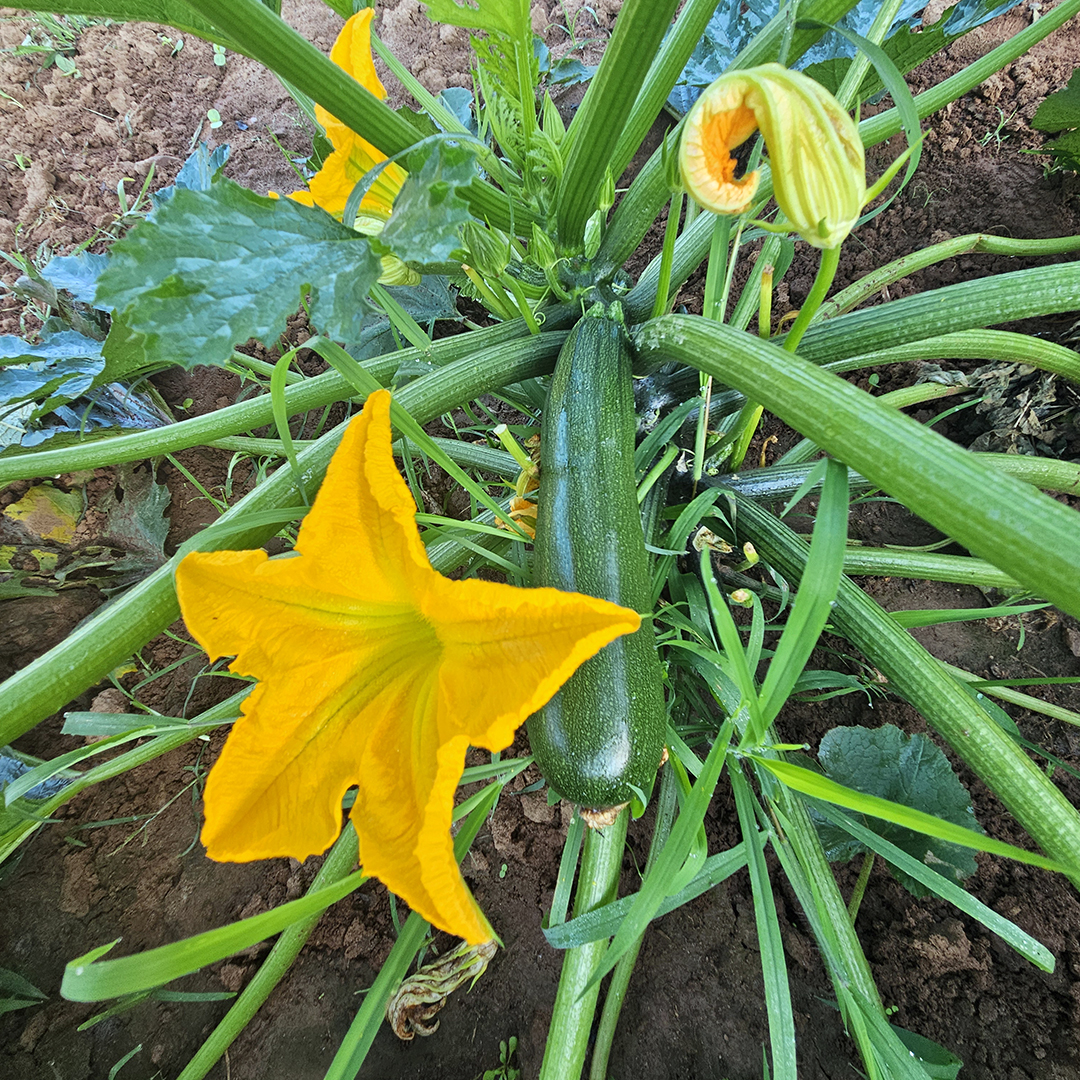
[
  {"x1": 680, "y1": 64, "x2": 865, "y2": 249},
  {"x1": 283, "y1": 10, "x2": 417, "y2": 285},
  {"x1": 175, "y1": 390, "x2": 640, "y2": 945},
  {"x1": 292, "y1": 9, "x2": 406, "y2": 222}
]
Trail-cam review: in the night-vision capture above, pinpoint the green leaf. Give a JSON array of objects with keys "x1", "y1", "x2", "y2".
[
  {"x1": 731, "y1": 767, "x2": 796, "y2": 1080},
  {"x1": 757, "y1": 458, "x2": 848, "y2": 731},
  {"x1": 811, "y1": 724, "x2": 982, "y2": 895},
  {"x1": 1032, "y1": 67, "x2": 1080, "y2": 132},
  {"x1": 543, "y1": 838, "x2": 757, "y2": 949},
  {"x1": 815, "y1": 802, "x2": 1053, "y2": 972},
  {"x1": 891, "y1": 1026, "x2": 963, "y2": 1080},
  {"x1": 889, "y1": 601, "x2": 1048, "y2": 629},
  {"x1": 41, "y1": 251, "x2": 110, "y2": 305},
  {"x1": 585, "y1": 719, "x2": 735, "y2": 990},
  {"x1": 0, "y1": 966, "x2": 47, "y2": 1016},
  {"x1": 95, "y1": 177, "x2": 381, "y2": 369},
  {"x1": 99, "y1": 310, "x2": 158, "y2": 384},
  {"x1": 0, "y1": 330, "x2": 104, "y2": 418},
  {"x1": 756, "y1": 754, "x2": 1066, "y2": 875},
  {"x1": 98, "y1": 462, "x2": 172, "y2": 573},
  {"x1": 62, "y1": 866, "x2": 370, "y2": 1002},
  {"x1": 352, "y1": 276, "x2": 460, "y2": 362},
  {"x1": 420, "y1": 0, "x2": 529, "y2": 37},
  {"x1": 150, "y1": 143, "x2": 230, "y2": 208},
  {"x1": 377, "y1": 142, "x2": 478, "y2": 269},
  {"x1": 1044, "y1": 128, "x2": 1080, "y2": 171}
]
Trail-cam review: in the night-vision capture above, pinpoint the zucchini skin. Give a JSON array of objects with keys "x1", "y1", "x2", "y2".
[{"x1": 528, "y1": 310, "x2": 666, "y2": 810}]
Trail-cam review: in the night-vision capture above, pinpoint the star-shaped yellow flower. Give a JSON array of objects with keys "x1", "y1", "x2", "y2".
[
  {"x1": 290, "y1": 9, "x2": 407, "y2": 223},
  {"x1": 176, "y1": 390, "x2": 640, "y2": 944}
]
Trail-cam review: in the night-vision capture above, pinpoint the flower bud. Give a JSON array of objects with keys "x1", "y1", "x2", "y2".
[
  {"x1": 542, "y1": 91, "x2": 566, "y2": 144},
  {"x1": 461, "y1": 221, "x2": 511, "y2": 278},
  {"x1": 680, "y1": 64, "x2": 865, "y2": 249},
  {"x1": 530, "y1": 223, "x2": 558, "y2": 271}
]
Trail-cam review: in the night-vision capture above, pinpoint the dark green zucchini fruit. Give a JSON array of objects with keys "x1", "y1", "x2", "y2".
[{"x1": 528, "y1": 305, "x2": 666, "y2": 811}]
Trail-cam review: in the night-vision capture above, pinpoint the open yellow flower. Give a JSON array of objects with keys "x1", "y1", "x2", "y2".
[
  {"x1": 175, "y1": 390, "x2": 640, "y2": 944},
  {"x1": 680, "y1": 64, "x2": 866, "y2": 249}
]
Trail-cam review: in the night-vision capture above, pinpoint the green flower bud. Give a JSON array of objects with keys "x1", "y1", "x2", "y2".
[
  {"x1": 530, "y1": 223, "x2": 558, "y2": 271},
  {"x1": 461, "y1": 221, "x2": 511, "y2": 278}
]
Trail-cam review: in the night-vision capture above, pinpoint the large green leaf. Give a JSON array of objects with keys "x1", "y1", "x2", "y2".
[
  {"x1": 811, "y1": 725, "x2": 983, "y2": 896},
  {"x1": 1032, "y1": 67, "x2": 1080, "y2": 132},
  {"x1": 0, "y1": 330, "x2": 104, "y2": 418},
  {"x1": 377, "y1": 142, "x2": 478, "y2": 268},
  {"x1": 95, "y1": 177, "x2": 381, "y2": 369}
]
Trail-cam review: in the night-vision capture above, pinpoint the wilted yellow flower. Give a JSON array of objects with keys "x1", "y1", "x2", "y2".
[
  {"x1": 282, "y1": 10, "x2": 417, "y2": 284},
  {"x1": 291, "y1": 9, "x2": 406, "y2": 221},
  {"x1": 176, "y1": 390, "x2": 640, "y2": 944},
  {"x1": 680, "y1": 64, "x2": 866, "y2": 249}
]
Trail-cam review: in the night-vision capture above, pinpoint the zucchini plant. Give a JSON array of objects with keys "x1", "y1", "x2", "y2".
[{"x1": 2, "y1": 0, "x2": 1080, "y2": 1078}]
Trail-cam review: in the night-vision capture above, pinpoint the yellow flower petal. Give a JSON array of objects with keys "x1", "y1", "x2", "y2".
[
  {"x1": 314, "y1": 9, "x2": 389, "y2": 141},
  {"x1": 295, "y1": 134, "x2": 405, "y2": 221},
  {"x1": 681, "y1": 64, "x2": 866, "y2": 248},
  {"x1": 680, "y1": 81, "x2": 761, "y2": 215},
  {"x1": 176, "y1": 390, "x2": 640, "y2": 944}
]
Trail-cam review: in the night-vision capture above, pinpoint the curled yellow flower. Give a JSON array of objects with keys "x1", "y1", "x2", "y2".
[
  {"x1": 282, "y1": 11, "x2": 417, "y2": 285},
  {"x1": 680, "y1": 64, "x2": 866, "y2": 249},
  {"x1": 176, "y1": 390, "x2": 640, "y2": 944},
  {"x1": 291, "y1": 9, "x2": 407, "y2": 221}
]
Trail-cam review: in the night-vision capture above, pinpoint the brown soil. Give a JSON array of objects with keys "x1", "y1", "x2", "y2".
[{"x1": 2, "y1": 3, "x2": 1080, "y2": 1079}]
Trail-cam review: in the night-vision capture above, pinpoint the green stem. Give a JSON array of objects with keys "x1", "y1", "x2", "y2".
[
  {"x1": 538, "y1": 810, "x2": 629, "y2": 1080},
  {"x1": 557, "y1": 0, "x2": 680, "y2": 245},
  {"x1": 650, "y1": 191, "x2": 683, "y2": 320},
  {"x1": 702, "y1": 215, "x2": 732, "y2": 323},
  {"x1": 846, "y1": 852, "x2": 875, "y2": 923},
  {"x1": 176, "y1": 826, "x2": 360, "y2": 1080},
  {"x1": 782, "y1": 245, "x2": 841, "y2": 355},
  {"x1": 838, "y1": 549, "x2": 1019, "y2": 590},
  {"x1": 819, "y1": 327, "x2": 1080, "y2": 383},
  {"x1": 0, "y1": 315, "x2": 563, "y2": 486},
  {"x1": 634, "y1": 313, "x2": 1080, "y2": 615},
  {"x1": 607, "y1": 0, "x2": 721, "y2": 184},
  {"x1": 179, "y1": 0, "x2": 527, "y2": 231},
  {"x1": 821, "y1": 233, "x2": 1080, "y2": 319},
  {"x1": 728, "y1": 493, "x2": 1080, "y2": 891},
  {"x1": 323, "y1": 779, "x2": 502, "y2": 1080},
  {"x1": 588, "y1": 769, "x2": 678, "y2": 1080},
  {"x1": 859, "y1": 0, "x2": 1080, "y2": 148},
  {"x1": 945, "y1": 664, "x2": 1080, "y2": 730},
  {"x1": 834, "y1": 0, "x2": 903, "y2": 109},
  {"x1": 624, "y1": 0, "x2": 1080, "y2": 324},
  {"x1": 726, "y1": 401, "x2": 765, "y2": 473}
]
